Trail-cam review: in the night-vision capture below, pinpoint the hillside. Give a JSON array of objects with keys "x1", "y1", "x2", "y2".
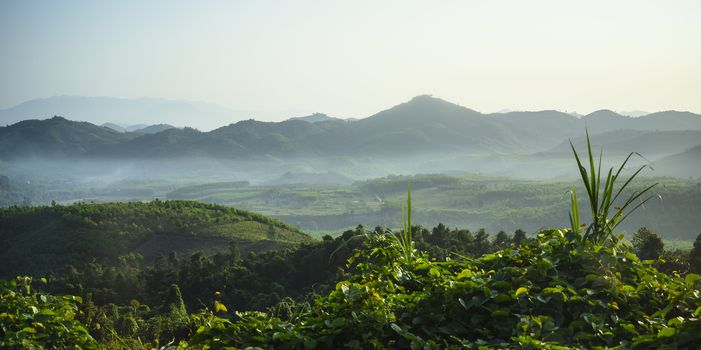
[
  {"x1": 132, "y1": 123, "x2": 175, "y2": 134},
  {"x1": 547, "y1": 130, "x2": 701, "y2": 158},
  {"x1": 2, "y1": 96, "x2": 701, "y2": 161},
  {"x1": 103, "y1": 123, "x2": 175, "y2": 134},
  {"x1": 288, "y1": 113, "x2": 348, "y2": 123},
  {"x1": 0, "y1": 116, "x2": 135, "y2": 159},
  {"x1": 654, "y1": 144, "x2": 701, "y2": 177},
  {"x1": 0, "y1": 200, "x2": 310, "y2": 278},
  {"x1": 491, "y1": 110, "x2": 580, "y2": 150},
  {"x1": 331, "y1": 95, "x2": 532, "y2": 155}
]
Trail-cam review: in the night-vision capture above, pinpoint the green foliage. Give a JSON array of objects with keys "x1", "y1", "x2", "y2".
[
  {"x1": 569, "y1": 130, "x2": 656, "y2": 244},
  {"x1": 690, "y1": 233, "x2": 701, "y2": 274},
  {"x1": 163, "y1": 284, "x2": 187, "y2": 316},
  {"x1": 182, "y1": 230, "x2": 701, "y2": 349},
  {"x1": 632, "y1": 227, "x2": 665, "y2": 260},
  {"x1": 392, "y1": 181, "x2": 413, "y2": 262},
  {"x1": 0, "y1": 276, "x2": 101, "y2": 349},
  {"x1": 0, "y1": 200, "x2": 308, "y2": 278}
]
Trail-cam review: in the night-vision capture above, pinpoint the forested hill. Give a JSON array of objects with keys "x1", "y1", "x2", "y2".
[
  {"x1": 2, "y1": 95, "x2": 701, "y2": 160},
  {"x1": 0, "y1": 200, "x2": 310, "y2": 278}
]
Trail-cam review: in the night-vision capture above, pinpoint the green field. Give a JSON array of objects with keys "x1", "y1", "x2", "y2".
[
  {"x1": 3, "y1": 172, "x2": 700, "y2": 241},
  {"x1": 162, "y1": 174, "x2": 701, "y2": 241}
]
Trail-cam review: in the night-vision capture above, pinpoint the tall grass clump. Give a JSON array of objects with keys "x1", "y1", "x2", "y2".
[
  {"x1": 569, "y1": 130, "x2": 656, "y2": 244},
  {"x1": 393, "y1": 180, "x2": 413, "y2": 261}
]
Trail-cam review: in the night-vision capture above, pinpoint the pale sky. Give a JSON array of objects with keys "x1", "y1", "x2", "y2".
[{"x1": 1, "y1": 0, "x2": 700, "y2": 120}]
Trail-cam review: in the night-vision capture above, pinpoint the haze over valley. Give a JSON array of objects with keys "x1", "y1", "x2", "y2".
[{"x1": 2, "y1": 94, "x2": 700, "y2": 239}]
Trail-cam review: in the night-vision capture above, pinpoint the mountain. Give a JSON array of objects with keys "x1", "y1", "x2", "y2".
[
  {"x1": 207, "y1": 119, "x2": 336, "y2": 157},
  {"x1": 491, "y1": 110, "x2": 580, "y2": 150},
  {"x1": 2, "y1": 96, "x2": 701, "y2": 161},
  {"x1": 317, "y1": 95, "x2": 532, "y2": 156},
  {"x1": 0, "y1": 116, "x2": 135, "y2": 159},
  {"x1": 101, "y1": 122, "x2": 128, "y2": 132},
  {"x1": 634, "y1": 111, "x2": 701, "y2": 131},
  {"x1": 653, "y1": 144, "x2": 701, "y2": 177},
  {"x1": 495, "y1": 109, "x2": 701, "y2": 151},
  {"x1": 93, "y1": 127, "x2": 231, "y2": 158},
  {"x1": 95, "y1": 96, "x2": 531, "y2": 159},
  {"x1": 581, "y1": 109, "x2": 634, "y2": 134},
  {"x1": 132, "y1": 123, "x2": 175, "y2": 134},
  {"x1": 0, "y1": 96, "x2": 248, "y2": 131},
  {"x1": 0, "y1": 200, "x2": 310, "y2": 277},
  {"x1": 582, "y1": 110, "x2": 701, "y2": 134},
  {"x1": 102, "y1": 122, "x2": 175, "y2": 134},
  {"x1": 288, "y1": 113, "x2": 347, "y2": 123},
  {"x1": 547, "y1": 130, "x2": 701, "y2": 158}
]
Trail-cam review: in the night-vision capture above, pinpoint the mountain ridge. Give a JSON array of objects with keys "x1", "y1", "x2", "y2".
[
  {"x1": 2, "y1": 96, "x2": 701, "y2": 162},
  {"x1": 0, "y1": 95, "x2": 248, "y2": 131}
]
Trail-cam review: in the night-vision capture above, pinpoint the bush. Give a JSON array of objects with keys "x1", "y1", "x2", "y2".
[
  {"x1": 0, "y1": 276, "x2": 101, "y2": 349},
  {"x1": 182, "y1": 230, "x2": 701, "y2": 349}
]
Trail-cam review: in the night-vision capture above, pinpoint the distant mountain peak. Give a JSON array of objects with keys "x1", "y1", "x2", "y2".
[
  {"x1": 288, "y1": 113, "x2": 340, "y2": 123},
  {"x1": 584, "y1": 109, "x2": 625, "y2": 119},
  {"x1": 390, "y1": 95, "x2": 478, "y2": 115},
  {"x1": 408, "y1": 94, "x2": 436, "y2": 102},
  {"x1": 406, "y1": 94, "x2": 455, "y2": 106}
]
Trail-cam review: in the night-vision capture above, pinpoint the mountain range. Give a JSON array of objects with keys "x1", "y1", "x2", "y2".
[
  {"x1": 0, "y1": 96, "x2": 250, "y2": 131},
  {"x1": 1, "y1": 95, "x2": 700, "y2": 176}
]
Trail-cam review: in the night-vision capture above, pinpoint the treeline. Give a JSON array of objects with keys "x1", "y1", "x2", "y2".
[{"x1": 357, "y1": 174, "x2": 462, "y2": 194}]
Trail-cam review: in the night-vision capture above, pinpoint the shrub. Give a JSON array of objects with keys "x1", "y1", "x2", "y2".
[{"x1": 0, "y1": 276, "x2": 101, "y2": 349}]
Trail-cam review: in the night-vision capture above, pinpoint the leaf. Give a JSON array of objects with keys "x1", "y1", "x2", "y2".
[
  {"x1": 493, "y1": 293, "x2": 512, "y2": 303},
  {"x1": 457, "y1": 269, "x2": 473, "y2": 279},
  {"x1": 20, "y1": 326, "x2": 36, "y2": 334},
  {"x1": 214, "y1": 300, "x2": 228, "y2": 313},
  {"x1": 491, "y1": 309, "x2": 510, "y2": 317},
  {"x1": 429, "y1": 268, "x2": 441, "y2": 278},
  {"x1": 515, "y1": 287, "x2": 528, "y2": 298},
  {"x1": 685, "y1": 273, "x2": 700, "y2": 285},
  {"x1": 657, "y1": 327, "x2": 675, "y2": 338},
  {"x1": 668, "y1": 317, "x2": 684, "y2": 327}
]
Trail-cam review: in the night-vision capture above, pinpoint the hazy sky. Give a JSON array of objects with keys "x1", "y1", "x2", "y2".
[{"x1": 1, "y1": 0, "x2": 700, "y2": 120}]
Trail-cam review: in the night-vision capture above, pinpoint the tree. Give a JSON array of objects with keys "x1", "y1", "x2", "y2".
[
  {"x1": 493, "y1": 231, "x2": 510, "y2": 250},
  {"x1": 689, "y1": 232, "x2": 701, "y2": 273},
  {"x1": 474, "y1": 228, "x2": 491, "y2": 256},
  {"x1": 229, "y1": 240, "x2": 241, "y2": 261},
  {"x1": 162, "y1": 284, "x2": 186, "y2": 316},
  {"x1": 513, "y1": 229, "x2": 527, "y2": 245},
  {"x1": 632, "y1": 227, "x2": 664, "y2": 260}
]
